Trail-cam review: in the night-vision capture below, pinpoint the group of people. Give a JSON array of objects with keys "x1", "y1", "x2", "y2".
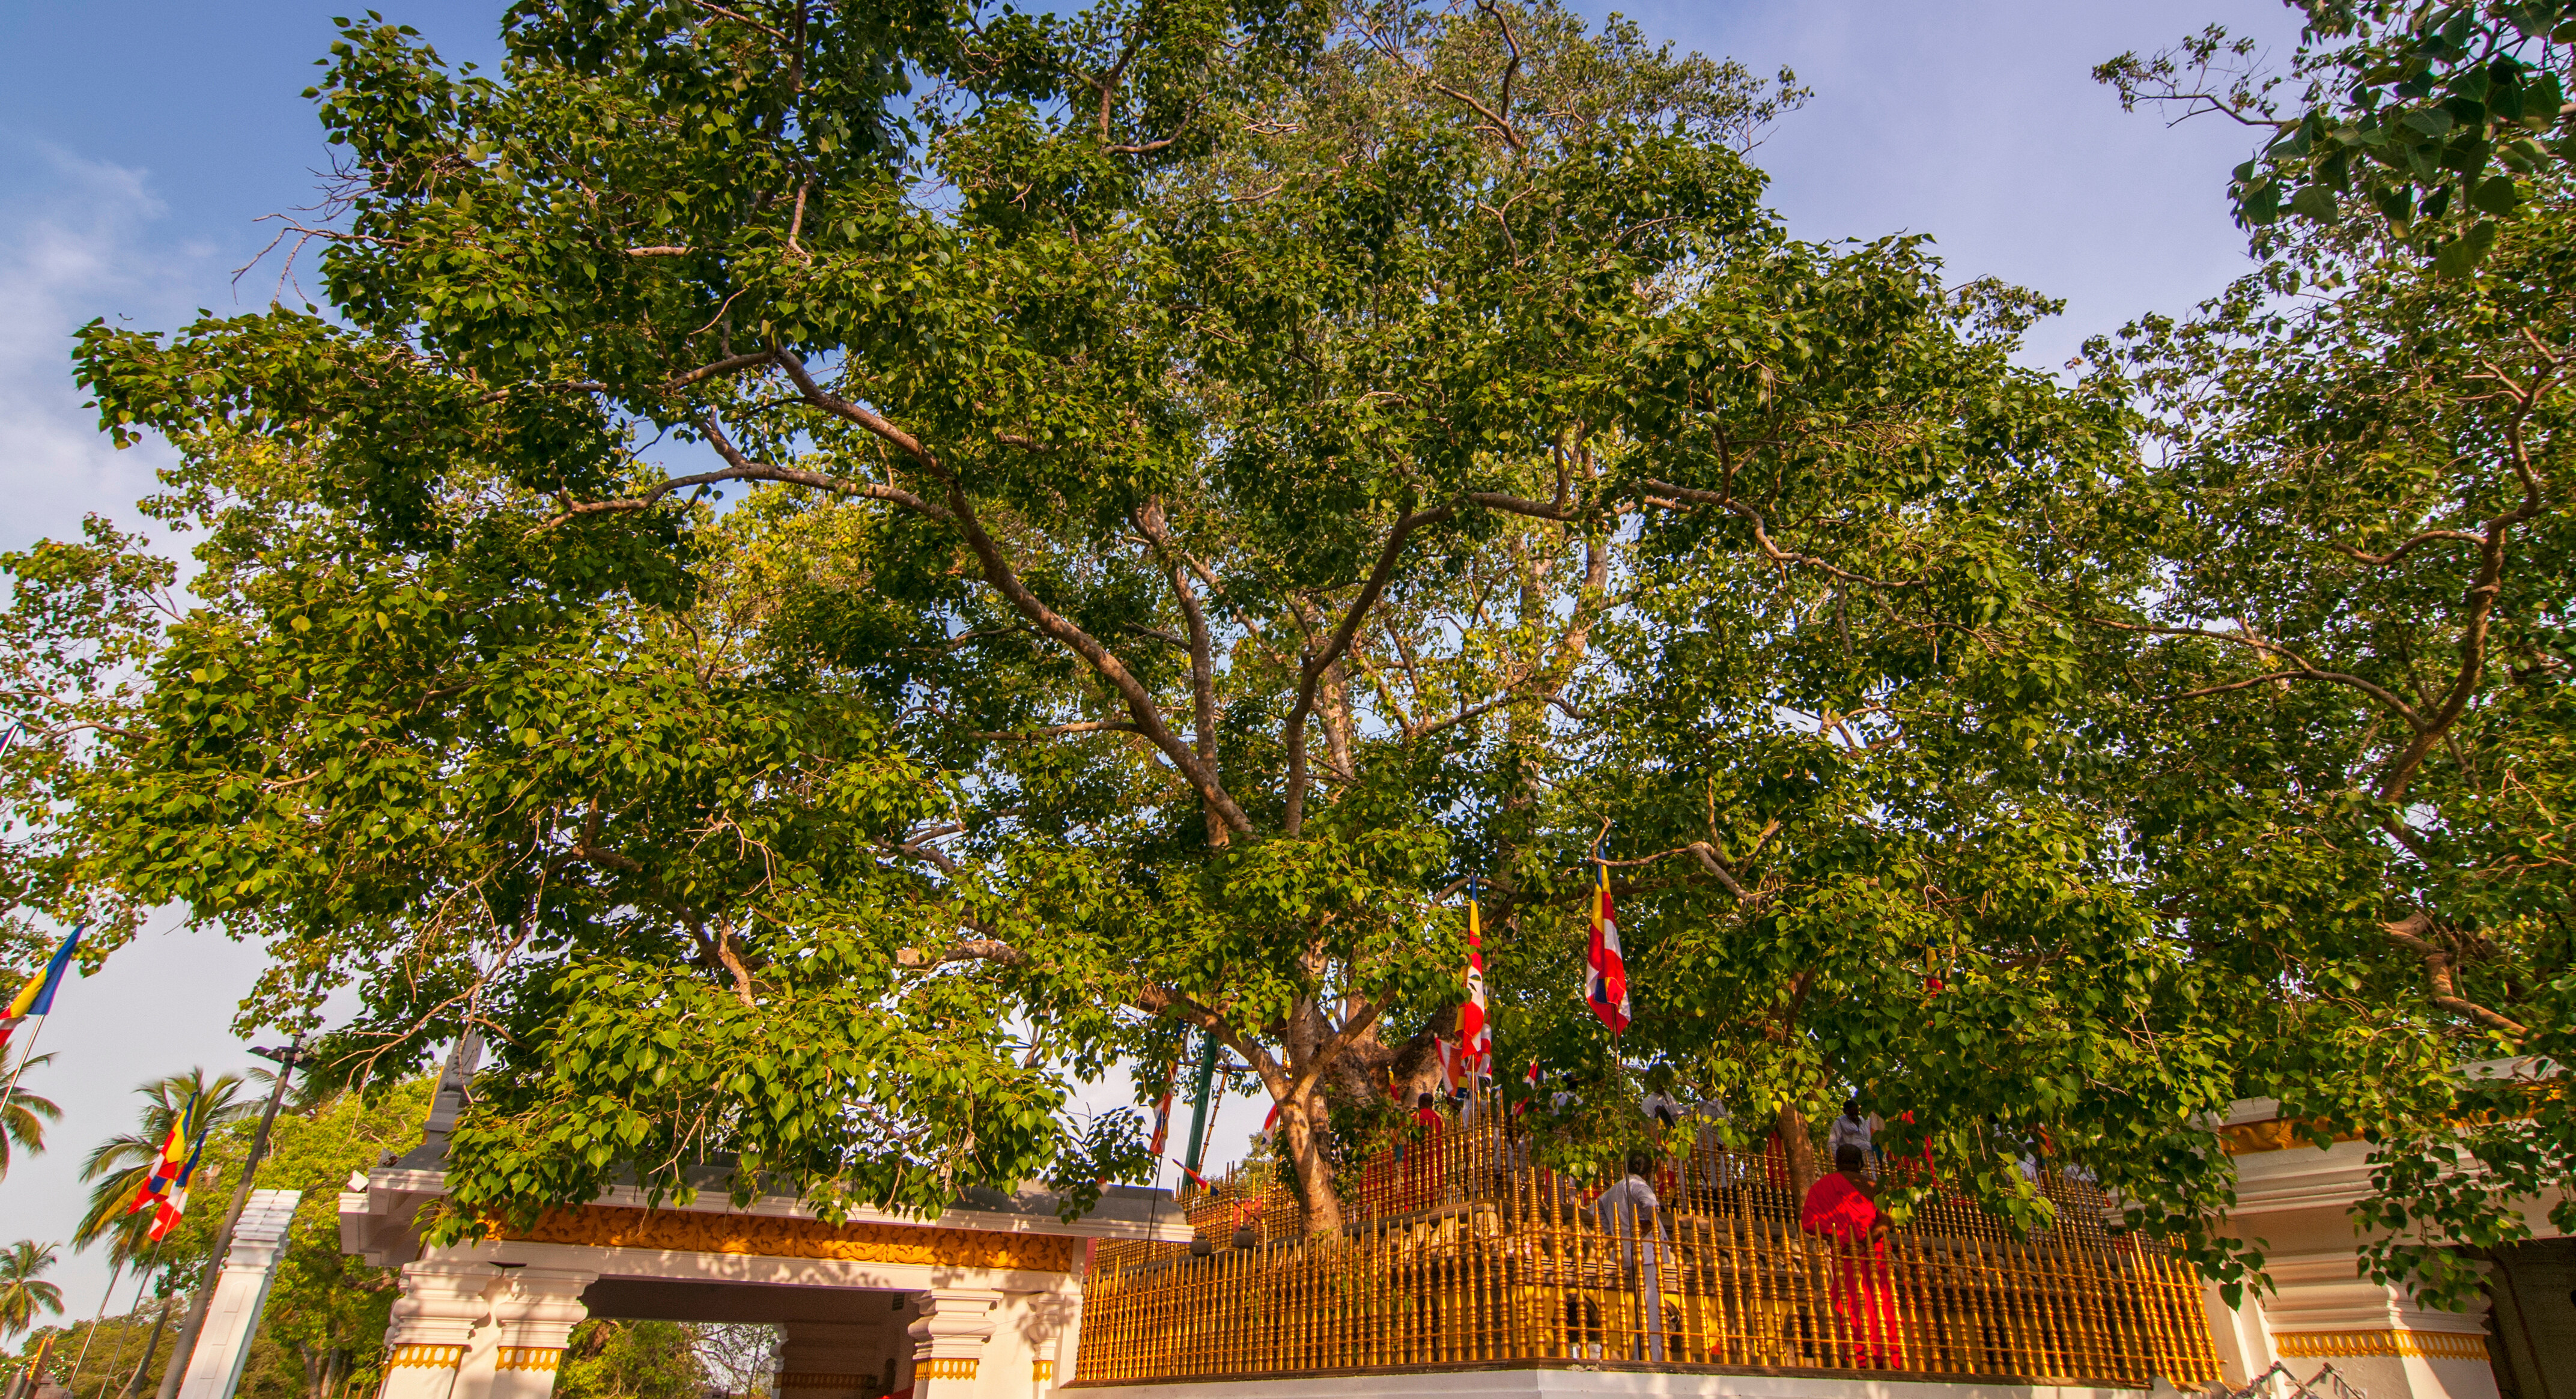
[
  {"x1": 1567, "y1": 1088, "x2": 1904, "y2": 1370},
  {"x1": 1391, "y1": 1067, "x2": 1911, "y2": 1369}
]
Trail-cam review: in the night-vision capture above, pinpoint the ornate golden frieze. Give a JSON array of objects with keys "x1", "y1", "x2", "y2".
[
  {"x1": 2273, "y1": 1328, "x2": 2489, "y2": 1360},
  {"x1": 387, "y1": 1345, "x2": 465, "y2": 1370},
  {"x1": 917, "y1": 1359, "x2": 978, "y2": 1380},
  {"x1": 2218, "y1": 1118, "x2": 2359, "y2": 1155},
  {"x1": 493, "y1": 1348, "x2": 563, "y2": 1373},
  {"x1": 500, "y1": 1204, "x2": 1072, "y2": 1272}
]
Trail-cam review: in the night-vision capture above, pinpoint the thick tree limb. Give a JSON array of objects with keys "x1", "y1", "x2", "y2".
[
  {"x1": 1465, "y1": 490, "x2": 1590, "y2": 521},
  {"x1": 539, "y1": 414, "x2": 950, "y2": 526},
  {"x1": 775, "y1": 359, "x2": 1249, "y2": 834},
  {"x1": 2057, "y1": 608, "x2": 2428, "y2": 727},
  {"x1": 1283, "y1": 505, "x2": 1455, "y2": 836},
  {"x1": 897, "y1": 938, "x2": 1027, "y2": 969},
  {"x1": 2330, "y1": 530, "x2": 2483, "y2": 567},
  {"x1": 2382, "y1": 911, "x2": 2528, "y2": 1039},
  {"x1": 1136, "y1": 501, "x2": 1227, "y2": 848},
  {"x1": 940, "y1": 477, "x2": 1254, "y2": 837},
  {"x1": 774, "y1": 353, "x2": 939, "y2": 471},
  {"x1": 974, "y1": 720, "x2": 1139, "y2": 741}
]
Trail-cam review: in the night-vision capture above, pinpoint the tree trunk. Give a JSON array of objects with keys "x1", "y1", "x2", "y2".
[
  {"x1": 1776, "y1": 1103, "x2": 1818, "y2": 1202},
  {"x1": 297, "y1": 1344, "x2": 326, "y2": 1399},
  {"x1": 1278, "y1": 1091, "x2": 1346, "y2": 1236}
]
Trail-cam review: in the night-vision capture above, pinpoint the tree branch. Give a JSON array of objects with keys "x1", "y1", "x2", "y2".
[
  {"x1": 938, "y1": 478, "x2": 1254, "y2": 837},
  {"x1": 2382, "y1": 911, "x2": 2527, "y2": 1039},
  {"x1": 1283, "y1": 506, "x2": 1455, "y2": 835},
  {"x1": 774, "y1": 353, "x2": 938, "y2": 471},
  {"x1": 1137, "y1": 501, "x2": 1227, "y2": 848},
  {"x1": 1644, "y1": 480, "x2": 1918, "y2": 588}
]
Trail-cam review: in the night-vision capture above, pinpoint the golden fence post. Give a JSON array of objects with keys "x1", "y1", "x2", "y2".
[{"x1": 2074, "y1": 1230, "x2": 2118, "y2": 1382}]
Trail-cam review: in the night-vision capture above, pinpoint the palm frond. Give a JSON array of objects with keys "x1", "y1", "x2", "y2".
[{"x1": 0, "y1": 1051, "x2": 62, "y2": 1179}]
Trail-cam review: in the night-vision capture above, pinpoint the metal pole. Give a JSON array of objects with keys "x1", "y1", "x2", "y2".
[
  {"x1": 154, "y1": 1039, "x2": 303, "y2": 1399},
  {"x1": 115, "y1": 1295, "x2": 172, "y2": 1399},
  {"x1": 62, "y1": 1258, "x2": 126, "y2": 1396},
  {"x1": 0, "y1": 998, "x2": 60, "y2": 1129},
  {"x1": 97, "y1": 1239, "x2": 168, "y2": 1399},
  {"x1": 1179, "y1": 1030, "x2": 1219, "y2": 1177}
]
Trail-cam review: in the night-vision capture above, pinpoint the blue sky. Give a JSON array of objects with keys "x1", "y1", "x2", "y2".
[{"x1": 0, "y1": 0, "x2": 2304, "y2": 1316}]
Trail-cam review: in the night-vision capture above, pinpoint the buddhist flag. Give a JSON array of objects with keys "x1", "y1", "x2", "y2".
[
  {"x1": 148, "y1": 1129, "x2": 208, "y2": 1242},
  {"x1": 127, "y1": 1091, "x2": 202, "y2": 1219},
  {"x1": 0, "y1": 924, "x2": 83, "y2": 1051},
  {"x1": 1584, "y1": 865, "x2": 1629, "y2": 1034},
  {"x1": 1457, "y1": 891, "x2": 1491, "y2": 1078},
  {"x1": 1145, "y1": 1058, "x2": 1180, "y2": 1161}
]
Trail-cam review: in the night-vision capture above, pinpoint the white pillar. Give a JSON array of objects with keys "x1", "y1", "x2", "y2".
[
  {"x1": 378, "y1": 1263, "x2": 491, "y2": 1399},
  {"x1": 1020, "y1": 1289, "x2": 1077, "y2": 1399},
  {"x1": 905, "y1": 1290, "x2": 998, "y2": 1399},
  {"x1": 469, "y1": 1267, "x2": 595, "y2": 1399},
  {"x1": 2254, "y1": 1249, "x2": 2500, "y2": 1399},
  {"x1": 174, "y1": 1191, "x2": 303, "y2": 1399}
]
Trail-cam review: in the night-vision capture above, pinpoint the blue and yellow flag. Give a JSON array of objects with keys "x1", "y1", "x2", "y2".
[{"x1": 0, "y1": 924, "x2": 83, "y2": 1050}]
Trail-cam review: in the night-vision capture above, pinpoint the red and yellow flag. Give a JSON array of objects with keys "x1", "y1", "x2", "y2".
[{"x1": 1584, "y1": 865, "x2": 1630, "y2": 1034}]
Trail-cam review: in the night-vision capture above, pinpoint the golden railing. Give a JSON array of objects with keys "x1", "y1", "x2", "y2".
[{"x1": 1073, "y1": 1118, "x2": 2217, "y2": 1388}]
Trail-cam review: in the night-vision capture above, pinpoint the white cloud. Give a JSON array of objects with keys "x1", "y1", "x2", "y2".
[{"x1": 0, "y1": 141, "x2": 195, "y2": 555}]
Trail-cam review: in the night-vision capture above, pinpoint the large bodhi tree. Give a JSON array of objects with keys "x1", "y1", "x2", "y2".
[
  {"x1": 32, "y1": 0, "x2": 2192, "y2": 1244},
  {"x1": 2071, "y1": 1, "x2": 2575, "y2": 1306}
]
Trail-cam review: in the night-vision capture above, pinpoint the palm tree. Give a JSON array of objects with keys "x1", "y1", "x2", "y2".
[
  {"x1": 74, "y1": 1069, "x2": 254, "y2": 1267},
  {"x1": 0, "y1": 1239, "x2": 63, "y2": 1340},
  {"x1": 0, "y1": 1049, "x2": 62, "y2": 1180}
]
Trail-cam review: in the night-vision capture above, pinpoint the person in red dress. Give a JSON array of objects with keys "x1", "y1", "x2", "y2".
[
  {"x1": 1799, "y1": 1143, "x2": 1905, "y2": 1368},
  {"x1": 1403, "y1": 1092, "x2": 1446, "y2": 1212}
]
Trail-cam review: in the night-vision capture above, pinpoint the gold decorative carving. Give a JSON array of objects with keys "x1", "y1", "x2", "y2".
[
  {"x1": 2273, "y1": 1329, "x2": 2488, "y2": 1360},
  {"x1": 916, "y1": 1359, "x2": 978, "y2": 1380},
  {"x1": 494, "y1": 1348, "x2": 563, "y2": 1373},
  {"x1": 500, "y1": 1206, "x2": 1072, "y2": 1272},
  {"x1": 2217, "y1": 1118, "x2": 2359, "y2": 1155},
  {"x1": 388, "y1": 1345, "x2": 464, "y2": 1370},
  {"x1": 1031, "y1": 1361, "x2": 1056, "y2": 1382}
]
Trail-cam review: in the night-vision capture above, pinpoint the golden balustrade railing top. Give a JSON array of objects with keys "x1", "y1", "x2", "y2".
[{"x1": 1072, "y1": 1114, "x2": 2217, "y2": 1390}]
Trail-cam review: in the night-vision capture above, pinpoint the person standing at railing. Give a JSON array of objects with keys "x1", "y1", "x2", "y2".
[
  {"x1": 1686, "y1": 1091, "x2": 1739, "y2": 1198},
  {"x1": 1799, "y1": 1142, "x2": 1904, "y2": 1370},
  {"x1": 1828, "y1": 1096, "x2": 1874, "y2": 1170},
  {"x1": 1641, "y1": 1065, "x2": 1684, "y2": 1127},
  {"x1": 1590, "y1": 1150, "x2": 1669, "y2": 1364}
]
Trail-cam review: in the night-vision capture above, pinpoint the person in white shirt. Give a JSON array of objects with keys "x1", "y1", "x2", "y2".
[
  {"x1": 1590, "y1": 1152, "x2": 1668, "y2": 1362},
  {"x1": 1828, "y1": 1097, "x2": 1873, "y2": 1167},
  {"x1": 1641, "y1": 1087, "x2": 1684, "y2": 1128},
  {"x1": 1687, "y1": 1091, "x2": 1735, "y2": 1187}
]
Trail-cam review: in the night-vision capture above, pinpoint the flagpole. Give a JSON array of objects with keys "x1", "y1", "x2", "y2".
[
  {"x1": 97, "y1": 1239, "x2": 167, "y2": 1399},
  {"x1": 0, "y1": 1012, "x2": 53, "y2": 1139},
  {"x1": 62, "y1": 1258, "x2": 127, "y2": 1397},
  {"x1": 154, "y1": 1037, "x2": 305, "y2": 1399},
  {"x1": 1, "y1": 921, "x2": 89, "y2": 1123}
]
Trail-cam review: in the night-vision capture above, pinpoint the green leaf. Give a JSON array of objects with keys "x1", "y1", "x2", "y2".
[{"x1": 2468, "y1": 174, "x2": 2518, "y2": 214}]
